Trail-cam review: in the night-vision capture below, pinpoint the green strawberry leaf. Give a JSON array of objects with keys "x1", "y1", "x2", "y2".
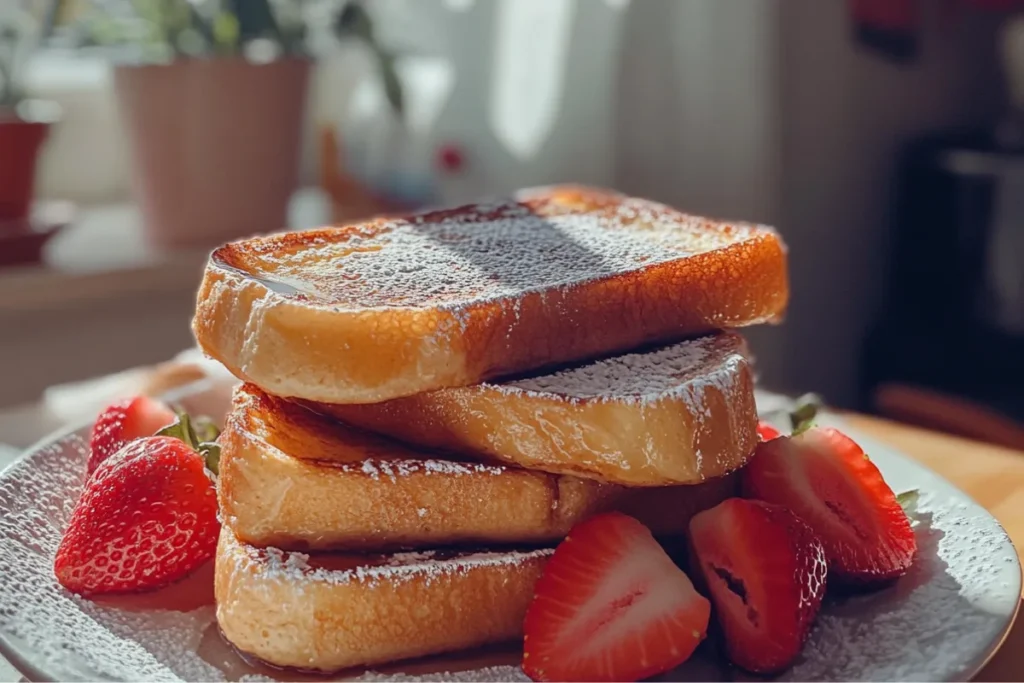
[
  {"x1": 156, "y1": 410, "x2": 221, "y2": 476},
  {"x1": 198, "y1": 441, "x2": 221, "y2": 476},
  {"x1": 789, "y1": 393, "x2": 824, "y2": 435},
  {"x1": 156, "y1": 411, "x2": 199, "y2": 450},
  {"x1": 191, "y1": 416, "x2": 221, "y2": 444},
  {"x1": 897, "y1": 489, "x2": 920, "y2": 518}
]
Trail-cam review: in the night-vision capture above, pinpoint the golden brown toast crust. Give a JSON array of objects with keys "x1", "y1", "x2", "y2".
[
  {"x1": 193, "y1": 185, "x2": 788, "y2": 404},
  {"x1": 219, "y1": 383, "x2": 737, "y2": 550},
  {"x1": 310, "y1": 332, "x2": 758, "y2": 486},
  {"x1": 219, "y1": 384, "x2": 619, "y2": 550},
  {"x1": 215, "y1": 530, "x2": 550, "y2": 672}
]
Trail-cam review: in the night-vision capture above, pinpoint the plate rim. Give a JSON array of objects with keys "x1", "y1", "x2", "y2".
[{"x1": 0, "y1": 385, "x2": 1020, "y2": 682}]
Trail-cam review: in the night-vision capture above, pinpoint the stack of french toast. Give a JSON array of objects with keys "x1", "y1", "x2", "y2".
[{"x1": 192, "y1": 185, "x2": 790, "y2": 674}]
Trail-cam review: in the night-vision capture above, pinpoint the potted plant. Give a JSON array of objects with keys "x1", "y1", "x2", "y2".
[
  {"x1": 0, "y1": 2, "x2": 60, "y2": 226},
  {"x1": 52, "y1": 0, "x2": 402, "y2": 248}
]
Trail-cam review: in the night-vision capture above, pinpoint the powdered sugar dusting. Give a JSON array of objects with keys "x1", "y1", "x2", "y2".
[
  {"x1": 0, "y1": 432, "x2": 222, "y2": 682},
  {"x1": 352, "y1": 457, "x2": 505, "y2": 481},
  {"x1": 781, "y1": 491, "x2": 1017, "y2": 682},
  {"x1": 352, "y1": 665, "x2": 530, "y2": 681},
  {"x1": 217, "y1": 190, "x2": 776, "y2": 310},
  {"x1": 501, "y1": 332, "x2": 747, "y2": 406},
  {"x1": 0, "y1": 398, "x2": 1019, "y2": 682},
  {"x1": 226, "y1": 535, "x2": 553, "y2": 590}
]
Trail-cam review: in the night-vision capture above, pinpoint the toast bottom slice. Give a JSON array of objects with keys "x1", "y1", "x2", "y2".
[{"x1": 215, "y1": 530, "x2": 551, "y2": 672}]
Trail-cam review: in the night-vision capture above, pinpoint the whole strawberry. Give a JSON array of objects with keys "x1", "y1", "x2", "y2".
[
  {"x1": 55, "y1": 430, "x2": 220, "y2": 595},
  {"x1": 88, "y1": 396, "x2": 176, "y2": 474}
]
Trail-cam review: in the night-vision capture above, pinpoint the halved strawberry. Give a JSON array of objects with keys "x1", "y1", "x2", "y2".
[
  {"x1": 88, "y1": 396, "x2": 176, "y2": 474},
  {"x1": 757, "y1": 421, "x2": 781, "y2": 441},
  {"x1": 689, "y1": 498, "x2": 827, "y2": 674},
  {"x1": 522, "y1": 512, "x2": 710, "y2": 682},
  {"x1": 741, "y1": 427, "x2": 917, "y2": 584}
]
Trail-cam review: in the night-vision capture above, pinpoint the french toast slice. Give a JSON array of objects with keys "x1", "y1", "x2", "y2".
[
  {"x1": 193, "y1": 184, "x2": 787, "y2": 404},
  {"x1": 219, "y1": 383, "x2": 618, "y2": 550},
  {"x1": 311, "y1": 331, "x2": 757, "y2": 486},
  {"x1": 220, "y1": 383, "x2": 736, "y2": 550},
  {"x1": 215, "y1": 529, "x2": 550, "y2": 672}
]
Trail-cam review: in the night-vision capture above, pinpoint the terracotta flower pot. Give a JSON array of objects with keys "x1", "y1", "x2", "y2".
[
  {"x1": 114, "y1": 58, "x2": 310, "y2": 248},
  {"x1": 0, "y1": 105, "x2": 55, "y2": 223}
]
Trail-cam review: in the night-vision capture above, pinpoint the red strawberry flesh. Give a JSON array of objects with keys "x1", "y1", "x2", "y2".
[
  {"x1": 742, "y1": 427, "x2": 917, "y2": 584},
  {"x1": 522, "y1": 512, "x2": 710, "y2": 682},
  {"x1": 689, "y1": 498, "x2": 827, "y2": 674},
  {"x1": 757, "y1": 421, "x2": 782, "y2": 441},
  {"x1": 55, "y1": 436, "x2": 219, "y2": 595},
  {"x1": 88, "y1": 396, "x2": 176, "y2": 474}
]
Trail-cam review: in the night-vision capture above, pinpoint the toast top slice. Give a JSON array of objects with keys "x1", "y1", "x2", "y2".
[
  {"x1": 211, "y1": 185, "x2": 782, "y2": 311},
  {"x1": 195, "y1": 184, "x2": 787, "y2": 403}
]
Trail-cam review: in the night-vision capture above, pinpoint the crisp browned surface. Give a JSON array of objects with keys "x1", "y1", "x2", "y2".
[
  {"x1": 219, "y1": 385, "x2": 615, "y2": 550},
  {"x1": 310, "y1": 334, "x2": 758, "y2": 487},
  {"x1": 219, "y1": 384, "x2": 737, "y2": 550},
  {"x1": 215, "y1": 530, "x2": 549, "y2": 672},
  {"x1": 192, "y1": 185, "x2": 788, "y2": 404}
]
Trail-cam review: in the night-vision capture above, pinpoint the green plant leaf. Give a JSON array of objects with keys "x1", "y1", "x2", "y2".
[
  {"x1": 378, "y1": 51, "x2": 404, "y2": 117},
  {"x1": 212, "y1": 12, "x2": 240, "y2": 54},
  {"x1": 335, "y1": 1, "x2": 373, "y2": 42}
]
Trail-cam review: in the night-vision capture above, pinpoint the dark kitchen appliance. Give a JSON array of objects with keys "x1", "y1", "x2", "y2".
[{"x1": 862, "y1": 130, "x2": 1024, "y2": 433}]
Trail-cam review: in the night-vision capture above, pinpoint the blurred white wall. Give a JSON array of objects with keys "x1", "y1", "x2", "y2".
[
  {"x1": 776, "y1": 0, "x2": 1002, "y2": 406},
  {"x1": 614, "y1": 0, "x2": 1002, "y2": 406},
  {"x1": 20, "y1": 0, "x2": 1005, "y2": 407}
]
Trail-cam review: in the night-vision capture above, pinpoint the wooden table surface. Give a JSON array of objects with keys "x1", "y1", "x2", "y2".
[{"x1": 844, "y1": 414, "x2": 1024, "y2": 681}]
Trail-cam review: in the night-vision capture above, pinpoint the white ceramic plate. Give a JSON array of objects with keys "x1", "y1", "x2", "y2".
[{"x1": 0, "y1": 382, "x2": 1019, "y2": 682}]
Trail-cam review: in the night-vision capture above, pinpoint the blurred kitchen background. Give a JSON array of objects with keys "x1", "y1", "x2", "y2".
[{"x1": 1, "y1": 0, "x2": 1022, "y2": 448}]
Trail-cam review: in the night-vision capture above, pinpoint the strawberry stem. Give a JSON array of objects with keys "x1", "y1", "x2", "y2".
[{"x1": 157, "y1": 410, "x2": 222, "y2": 477}]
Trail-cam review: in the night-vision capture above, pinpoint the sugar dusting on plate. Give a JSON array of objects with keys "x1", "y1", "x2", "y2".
[
  {"x1": 0, "y1": 408, "x2": 1019, "y2": 681},
  {"x1": 0, "y1": 434, "x2": 223, "y2": 682},
  {"x1": 350, "y1": 665, "x2": 530, "y2": 682}
]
